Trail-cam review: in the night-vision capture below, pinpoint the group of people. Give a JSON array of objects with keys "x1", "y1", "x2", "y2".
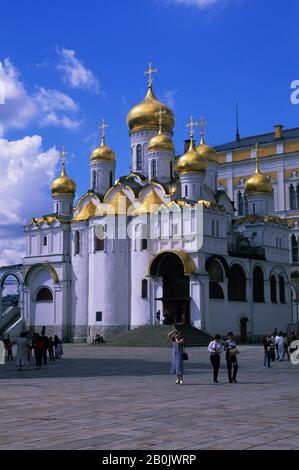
[
  {"x1": 262, "y1": 329, "x2": 297, "y2": 367},
  {"x1": 91, "y1": 333, "x2": 105, "y2": 345},
  {"x1": 168, "y1": 329, "x2": 239, "y2": 385},
  {"x1": 169, "y1": 327, "x2": 298, "y2": 384},
  {"x1": 1, "y1": 330, "x2": 63, "y2": 370}
]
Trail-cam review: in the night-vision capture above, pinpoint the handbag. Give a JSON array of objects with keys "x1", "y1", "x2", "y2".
[
  {"x1": 182, "y1": 348, "x2": 189, "y2": 361},
  {"x1": 229, "y1": 347, "x2": 239, "y2": 356}
]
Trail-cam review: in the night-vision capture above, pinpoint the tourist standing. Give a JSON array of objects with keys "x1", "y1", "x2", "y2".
[
  {"x1": 224, "y1": 332, "x2": 238, "y2": 383},
  {"x1": 15, "y1": 332, "x2": 30, "y2": 370},
  {"x1": 283, "y1": 333, "x2": 290, "y2": 361},
  {"x1": 263, "y1": 333, "x2": 271, "y2": 368},
  {"x1": 168, "y1": 329, "x2": 184, "y2": 384},
  {"x1": 276, "y1": 332, "x2": 284, "y2": 361},
  {"x1": 4, "y1": 334, "x2": 13, "y2": 361},
  {"x1": 208, "y1": 334, "x2": 223, "y2": 384}
]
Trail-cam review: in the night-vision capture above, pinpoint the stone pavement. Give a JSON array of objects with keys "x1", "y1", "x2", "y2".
[{"x1": 0, "y1": 344, "x2": 298, "y2": 450}]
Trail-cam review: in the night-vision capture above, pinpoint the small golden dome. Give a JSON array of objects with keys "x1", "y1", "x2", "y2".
[
  {"x1": 90, "y1": 136, "x2": 115, "y2": 162},
  {"x1": 196, "y1": 132, "x2": 217, "y2": 162},
  {"x1": 51, "y1": 164, "x2": 76, "y2": 197},
  {"x1": 177, "y1": 136, "x2": 208, "y2": 174},
  {"x1": 127, "y1": 85, "x2": 175, "y2": 133},
  {"x1": 245, "y1": 160, "x2": 272, "y2": 196},
  {"x1": 148, "y1": 127, "x2": 174, "y2": 152}
]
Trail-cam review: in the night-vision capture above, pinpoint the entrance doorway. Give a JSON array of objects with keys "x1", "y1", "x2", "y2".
[
  {"x1": 240, "y1": 317, "x2": 248, "y2": 343},
  {"x1": 150, "y1": 252, "x2": 190, "y2": 324}
]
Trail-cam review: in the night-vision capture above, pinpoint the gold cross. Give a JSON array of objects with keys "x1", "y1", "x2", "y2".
[
  {"x1": 155, "y1": 106, "x2": 167, "y2": 129},
  {"x1": 60, "y1": 145, "x2": 67, "y2": 166},
  {"x1": 144, "y1": 62, "x2": 158, "y2": 86},
  {"x1": 99, "y1": 118, "x2": 108, "y2": 139},
  {"x1": 186, "y1": 115, "x2": 199, "y2": 137},
  {"x1": 198, "y1": 115, "x2": 207, "y2": 134}
]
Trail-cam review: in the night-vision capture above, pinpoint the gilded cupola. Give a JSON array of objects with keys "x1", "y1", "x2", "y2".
[
  {"x1": 127, "y1": 63, "x2": 175, "y2": 133},
  {"x1": 177, "y1": 135, "x2": 208, "y2": 174},
  {"x1": 51, "y1": 148, "x2": 76, "y2": 197},
  {"x1": 147, "y1": 108, "x2": 175, "y2": 152},
  {"x1": 196, "y1": 130, "x2": 217, "y2": 163},
  {"x1": 245, "y1": 144, "x2": 273, "y2": 196},
  {"x1": 90, "y1": 136, "x2": 115, "y2": 162}
]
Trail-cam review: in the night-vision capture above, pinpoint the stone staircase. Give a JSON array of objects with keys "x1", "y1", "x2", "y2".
[
  {"x1": 101, "y1": 324, "x2": 211, "y2": 347},
  {"x1": 0, "y1": 306, "x2": 21, "y2": 333},
  {"x1": 174, "y1": 324, "x2": 212, "y2": 347}
]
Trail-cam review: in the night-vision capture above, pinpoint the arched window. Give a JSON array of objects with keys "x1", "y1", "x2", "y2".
[
  {"x1": 152, "y1": 160, "x2": 156, "y2": 179},
  {"x1": 244, "y1": 195, "x2": 249, "y2": 215},
  {"x1": 253, "y1": 266, "x2": 264, "y2": 302},
  {"x1": 185, "y1": 185, "x2": 188, "y2": 197},
  {"x1": 141, "y1": 279, "x2": 148, "y2": 298},
  {"x1": 109, "y1": 171, "x2": 113, "y2": 188},
  {"x1": 279, "y1": 276, "x2": 286, "y2": 303},
  {"x1": 290, "y1": 184, "x2": 296, "y2": 209},
  {"x1": 170, "y1": 161, "x2": 173, "y2": 178},
  {"x1": 136, "y1": 145, "x2": 142, "y2": 170},
  {"x1": 36, "y1": 287, "x2": 53, "y2": 301},
  {"x1": 238, "y1": 191, "x2": 244, "y2": 215},
  {"x1": 291, "y1": 234, "x2": 298, "y2": 262},
  {"x1": 297, "y1": 183, "x2": 299, "y2": 209},
  {"x1": 228, "y1": 264, "x2": 246, "y2": 301},
  {"x1": 270, "y1": 275, "x2": 277, "y2": 303},
  {"x1": 92, "y1": 170, "x2": 96, "y2": 189},
  {"x1": 95, "y1": 225, "x2": 105, "y2": 251},
  {"x1": 140, "y1": 224, "x2": 148, "y2": 250},
  {"x1": 74, "y1": 230, "x2": 80, "y2": 255},
  {"x1": 208, "y1": 259, "x2": 224, "y2": 300}
]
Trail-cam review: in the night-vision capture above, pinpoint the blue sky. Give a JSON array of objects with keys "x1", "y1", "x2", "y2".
[{"x1": 0, "y1": 0, "x2": 298, "y2": 264}]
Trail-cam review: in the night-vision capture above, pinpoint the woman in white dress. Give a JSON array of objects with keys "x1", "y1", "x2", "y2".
[{"x1": 15, "y1": 332, "x2": 29, "y2": 370}]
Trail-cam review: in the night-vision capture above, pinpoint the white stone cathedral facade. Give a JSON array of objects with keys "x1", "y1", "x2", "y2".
[{"x1": 0, "y1": 69, "x2": 295, "y2": 342}]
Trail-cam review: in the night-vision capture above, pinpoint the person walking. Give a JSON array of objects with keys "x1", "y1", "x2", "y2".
[
  {"x1": 224, "y1": 332, "x2": 239, "y2": 383},
  {"x1": 282, "y1": 333, "x2": 290, "y2": 361},
  {"x1": 276, "y1": 332, "x2": 284, "y2": 361},
  {"x1": 168, "y1": 329, "x2": 185, "y2": 384},
  {"x1": 208, "y1": 334, "x2": 223, "y2": 384},
  {"x1": 263, "y1": 333, "x2": 271, "y2": 368}
]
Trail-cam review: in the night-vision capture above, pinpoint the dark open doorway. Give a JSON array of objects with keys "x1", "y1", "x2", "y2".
[{"x1": 150, "y1": 252, "x2": 190, "y2": 324}]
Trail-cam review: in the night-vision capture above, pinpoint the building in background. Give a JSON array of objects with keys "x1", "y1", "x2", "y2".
[{"x1": 0, "y1": 67, "x2": 296, "y2": 341}]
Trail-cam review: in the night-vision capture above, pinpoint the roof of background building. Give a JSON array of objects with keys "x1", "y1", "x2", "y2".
[{"x1": 215, "y1": 127, "x2": 299, "y2": 152}]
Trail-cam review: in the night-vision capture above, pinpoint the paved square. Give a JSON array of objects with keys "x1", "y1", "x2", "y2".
[{"x1": 0, "y1": 344, "x2": 298, "y2": 450}]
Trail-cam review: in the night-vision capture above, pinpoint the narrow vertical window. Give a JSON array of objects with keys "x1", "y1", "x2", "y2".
[
  {"x1": 92, "y1": 170, "x2": 96, "y2": 189},
  {"x1": 141, "y1": 279, "x2": 148, "y2": 298},
  {"x1": 109, "y1": 171, "x2": 113, "y2": 188},
  {"x1": 74, "y1": 230, "x2": 80, "y2": 255},
  {"x1": 136, "y1": 145, "x2": 142, "y2": 171},
  {"x1": 152, "y1": 160, "x2": 156, "y2": 179}
]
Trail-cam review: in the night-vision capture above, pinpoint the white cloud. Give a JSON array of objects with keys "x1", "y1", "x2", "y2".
[
  {"x1": 40, "y1": 112, "x2": 82, "y2": 130},
  {"x1": 167, "y1": 0, "x2": 227, "y2": 7},
  {"x1": 162, "y1": 90, "x2": 177, "y2": 109},
  {"x1": 0, "y1": 58, "x2": 37, "y2": 129},
  {"x1": 0, "y1": 134, "x2": 60, "y2": 266},
  {"x1": 0, "y1": 59, "x2": 82, "y2": 132},
  {"x1": 57, "y1": 48, "x2": 100, "y2": 93},
  {"x1": 34, "y1": 87, "x2": 78, "y2": 113},
  {"x1": 33, "y1": 87, "x2": 81, "y2": 129},
  {"x1": 0, "y1": 237, "x2": 25, "y2": 267}
]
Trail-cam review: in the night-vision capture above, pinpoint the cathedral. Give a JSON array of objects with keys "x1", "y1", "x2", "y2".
[{"x1": 0, "y1": 65, "x2": 298, "y2": 342}]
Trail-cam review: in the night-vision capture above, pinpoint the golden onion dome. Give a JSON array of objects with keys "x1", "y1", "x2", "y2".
[
  {"x1": 245, "y1": 159, "x2": 272, "y2": 196},
  {"x1": 127, "y1": 85, "x2": 175, "y2": 133},
  {"x1": 51, "y1": 163, "x2": 76, "y2": 197},
  {"x1": 90, "y1": 136, "x2": 115, "y2": 162},
  {"x1": 147, "y1": 126, "x2": 174, "y2": 152},
  {"x1": 177, "y1": 136, "x2": 208, "y2": 174},
  {"x1": 196, "y1": 132, "x2": 217, "y2": 162}
]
